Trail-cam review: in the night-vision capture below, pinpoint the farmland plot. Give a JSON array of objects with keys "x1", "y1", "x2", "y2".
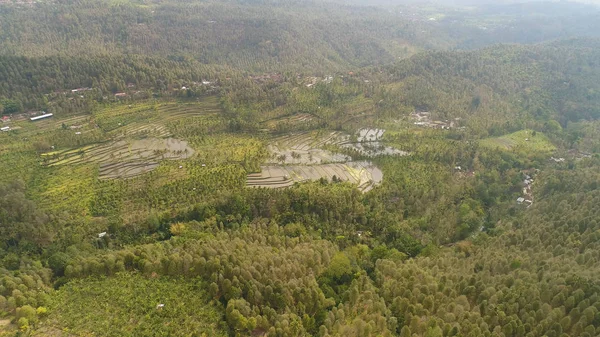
[
  {"x1": 269, "y1": 129, "x2": 407, "y2": 164},
  {"x1": 43, "y1": 138, "x2": 195, "y2": 179},
  {"x1": 249, "y1": 129, "x2": 395, "y2": 192},
  {"x1": 341, "y1": 128, "x2": 409, "y2": 157},
  {"x1": 356, "y1": 128, "x2": 385, "y2": 142},
  {"x1": 247, "y1": 161, "x2": 382, "y2": 192},
  {"x1": 268, "y1": 131, "x2": 350, "y2": 164}
]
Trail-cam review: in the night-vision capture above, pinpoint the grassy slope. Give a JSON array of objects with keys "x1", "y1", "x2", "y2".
[
  {"x1": 38, "y1": 273, "x2": 226, "y2": 337},
  {"x1": 480, "y1": 130, "x2": 556, "y2": 153}
]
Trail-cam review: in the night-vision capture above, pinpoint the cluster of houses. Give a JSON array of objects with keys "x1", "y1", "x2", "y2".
[
  {"x1": 411, "y1": 111, "x2": 461, "y2": 130},
  {"x1": 71, "y1": 87, "x2": 92, "y2": 93},
  {"x1": 517, "y1": 171, "x2": 536, "y2": 207}
]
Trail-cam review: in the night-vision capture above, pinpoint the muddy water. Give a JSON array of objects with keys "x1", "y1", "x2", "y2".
[
  {"x1": 356, "y1": 128, "x2": 385, "y2": 142},
  {"x1": 248, "y1": 129, "x2": 407, "y2": 191},
  {"x1": 341, "y1": 142, "x2": 408, "y2": 156},
  {"x1": 346, "y1": 129, "x2": 408, "y2": 157}
]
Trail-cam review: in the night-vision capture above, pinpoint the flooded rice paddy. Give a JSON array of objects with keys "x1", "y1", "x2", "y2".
[{"x1": 248, "y1": 129, "x2": 405, "y2": 192}]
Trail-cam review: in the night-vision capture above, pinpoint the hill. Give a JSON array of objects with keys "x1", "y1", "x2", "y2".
[
  {"x1": 376, "y1": 38, "x2": 600, "y2": 136},
  {"x1": 1, "y1": 0, "x2": 599, "y2": 72}
]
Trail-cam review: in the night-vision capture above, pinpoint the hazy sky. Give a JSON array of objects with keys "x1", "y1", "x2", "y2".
[{"x1": 339, "y1": 0, "x2": 600, "y2": 6}]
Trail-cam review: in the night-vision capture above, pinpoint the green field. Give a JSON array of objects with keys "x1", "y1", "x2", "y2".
[{"x1": 480, "y1": 130, "x2": 556, "y2": 153}]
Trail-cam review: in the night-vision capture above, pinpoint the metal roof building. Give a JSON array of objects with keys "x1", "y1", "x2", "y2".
[{"x1": 30, "y1": 113, "x2": 53, "y2": 121}]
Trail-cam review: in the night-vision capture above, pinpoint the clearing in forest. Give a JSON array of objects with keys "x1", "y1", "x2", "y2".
[
  {"x1": 480, "y1": 130, "x2": 556, "y2": 153},
  {"x1": 41, "y1": 273, "x2": 226, "y2": 337}
]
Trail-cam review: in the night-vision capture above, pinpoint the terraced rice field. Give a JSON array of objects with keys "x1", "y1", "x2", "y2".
[
  {"x1": 269, "y1": 129, "x2": 407, "y2": 164},
  {"x1": 102, "y1": 99, "x2": 222, "y2": 139},
  {"x1": 263, "y1": 113, "x2": 315, "y2": 129},
  {"x1": 343, "y1": 128, "x2": 409, "y2": 156},
  {"x1": 248, "y1": 129, "x2": 402, "y2": 192},
  {"x1": 247, "y1": 161, "x2": 382, "y2": 192},
  {"x1": 43, "y1": 138, "x2": 195, "y2": 179},
  {"x1": 268, "y1": 131, "x2": 350, "y2": 164},
  {"x1": 32, "y1": 97, "x2": 221, "y2": 179},
  {"x1": 356, "y1": 128, "x2": 385, "y2": 142}
]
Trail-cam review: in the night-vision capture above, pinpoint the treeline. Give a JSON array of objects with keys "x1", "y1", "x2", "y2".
[
  {"x1": 0, "y1": 0, "x2": 420, "y2": 72},
  {"x1": 0, "y1": 54, "x2": 232, "y2": 112}
]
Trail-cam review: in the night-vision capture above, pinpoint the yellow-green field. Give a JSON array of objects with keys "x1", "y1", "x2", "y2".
[{"x1": 480, "y1": 130, "x2": 556, "y2": 153}]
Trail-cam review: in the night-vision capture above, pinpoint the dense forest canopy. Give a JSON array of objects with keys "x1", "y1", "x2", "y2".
[{"x1": 1, "y1": 0, "x2": 600, "y2": 336}]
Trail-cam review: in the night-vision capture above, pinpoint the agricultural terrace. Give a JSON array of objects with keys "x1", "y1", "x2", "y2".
[
  {"x1": 262, "y1": 112, "x2": 320, "y2": 132},
  {"x1": 248, "y1": 128, "x2": 405, "y2": 191},
  {"x1": 267, "y1": 128, "x2": 407, "y2": 165},
  {"x1": 37, "y1": 97, "x2": 224, "y2": 179},
  {"x1": 268, "y1": 131, "x2": 351, "y2": 165},
  {"x1": 247, "y1": 161, "x2": 383, "y2": 192},
  {"x1": 0, "y1": 96, "x2": 272, "y2": 228},
  {"x1": 43, "y1": 138, "x2": 194, "y2": 179}
]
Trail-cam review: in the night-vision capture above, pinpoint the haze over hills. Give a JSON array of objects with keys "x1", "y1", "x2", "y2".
[
  {"x1": 0, "y1": 0, "x2": 599, "y2": 72},
  {"x1": 335, "y1": 0, "x2": 600, "y2": 6}
]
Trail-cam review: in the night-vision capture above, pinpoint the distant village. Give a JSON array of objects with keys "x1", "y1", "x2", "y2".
[{"x1": 411, "y1": 111, "x2": 464, "y2": 130}]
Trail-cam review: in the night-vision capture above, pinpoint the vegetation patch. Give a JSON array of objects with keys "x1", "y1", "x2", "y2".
[
  {"x1": 480, "y1": 130, "x2": 556, "y2": 153},
  {"x1": 41, "y1": 273, "x2": 226, "y2": 337}
]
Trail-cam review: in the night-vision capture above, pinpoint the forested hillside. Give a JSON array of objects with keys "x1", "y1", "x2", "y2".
[
  {"x1": 1, "y1": 0, "x2": 600, "y2": 336},
  {"x1": 0, "y1": 0, "x2": 424, "y2": 71},
  {"x1": 1, "y1": 0, "x2": 599, "y2": 72},
  {"x1": 374, "y1": 39, "x2": 600, "y2": 134}
]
